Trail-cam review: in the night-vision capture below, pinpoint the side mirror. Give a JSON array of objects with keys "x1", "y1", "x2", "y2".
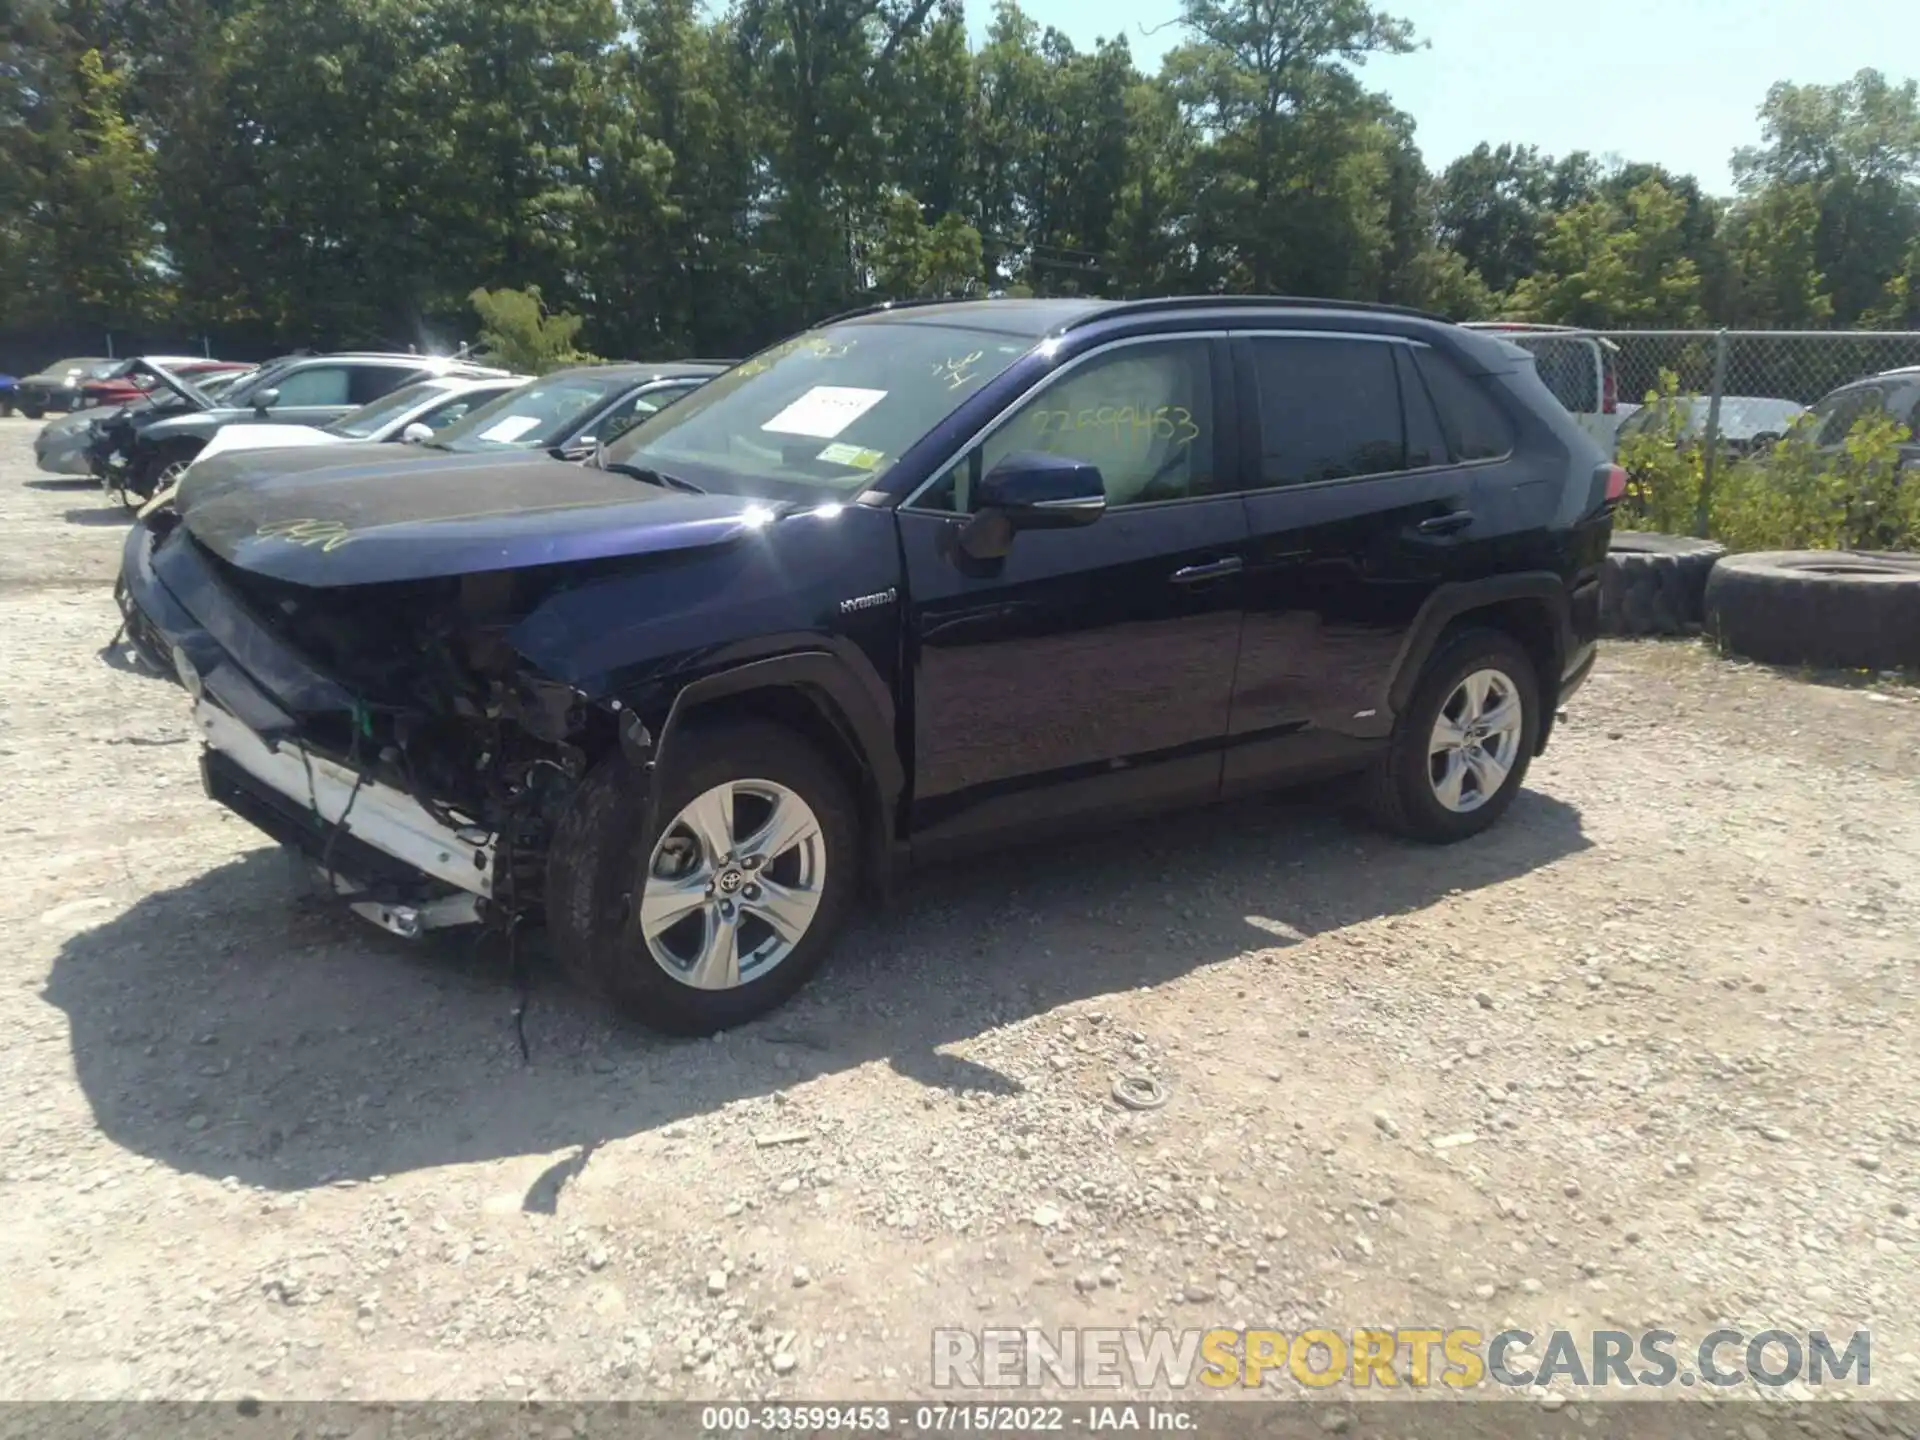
[
  {"x1": 976, "y1": 452, "x2": 1105, "y2": 528},
  {"x1": 400, "y1": 422, "x2": 434, "y2": 444},
  {"x1": 956, "y1": 452, "x2": 1106, "y2": 561},
  {"x1": 251, "y1": 386, "x2": 280, "y2": 415}
]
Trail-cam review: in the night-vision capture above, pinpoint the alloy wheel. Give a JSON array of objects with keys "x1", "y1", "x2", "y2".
[
  {"x1": 639, "y1": 778, "x2": 826, "y2": 990},
  {"x1": 1427, "y1": 668, "x2": 1524, "y2": 814}
]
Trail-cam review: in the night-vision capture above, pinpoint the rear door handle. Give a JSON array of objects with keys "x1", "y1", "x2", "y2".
[
  {"x1": 1417, "y1": 510, "x2": 1475, "y2": 536},
  {"x1": 1171, "y1": 556, "x2": 1244, "y2": 585}
]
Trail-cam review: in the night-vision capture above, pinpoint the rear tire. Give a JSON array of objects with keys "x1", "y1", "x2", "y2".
[
  {"x1": 1359, "y1": 628, "x2": 1540, "y2": 844},
  {"x1": 21, "y1": 400, "x2": 45, "y2": 420},
  {"x1": 546, "y1": 718, "x2": 860, "y2": 1035}
]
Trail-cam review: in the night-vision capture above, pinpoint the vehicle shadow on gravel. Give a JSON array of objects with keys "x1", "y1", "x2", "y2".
[
  {"x1": 61, "y1": 506, "x2": 133, "y2": 527},
  {"x1": 23, "y1": 478, "x2": 100, "y2": 492},
  {"x1": 44, "y1": 788, "x2": 1588, "y2": 1193}
]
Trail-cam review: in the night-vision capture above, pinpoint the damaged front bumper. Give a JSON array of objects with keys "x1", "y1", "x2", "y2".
[{"x1": 119, "y1": 522, "x2": 499, "y2": 932}]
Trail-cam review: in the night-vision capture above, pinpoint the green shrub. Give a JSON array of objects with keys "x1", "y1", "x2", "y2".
[
  {"x1": 1711, "y1": 411, "x2": 1917, "y2": 552},
  {"x1": 1615, "y1": 370, "x2": 1917, "y2": 552}
]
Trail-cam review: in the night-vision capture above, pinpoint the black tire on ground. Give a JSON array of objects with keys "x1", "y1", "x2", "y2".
[
  {"x1": 1599, "y1": 531, "x2": 1726, "y2": 637},
  {"x1": 545, "y1": 717, "x2": 860, "y2": 1035},
  {"x1": 0, "y1": 398, "x2": 12, "y2": 418},
  {"x1": 1358, "y1": 626, "x2": 1541, "y2": 845},
  {"x1": 1705, "y1": 551, "x2": 1920, "y2": 672},
  {"x1": 21, "y1": 401, "x2": 45, "y2": 420}
]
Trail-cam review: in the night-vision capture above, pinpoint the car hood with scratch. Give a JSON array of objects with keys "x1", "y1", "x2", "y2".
[{"x1": 178, "y1": 454, "x2": 786, "y2": 587}]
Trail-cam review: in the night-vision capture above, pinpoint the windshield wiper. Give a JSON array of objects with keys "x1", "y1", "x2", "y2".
[{"x1": 601, "y1": 460, "x2": 704, "y2": 494}]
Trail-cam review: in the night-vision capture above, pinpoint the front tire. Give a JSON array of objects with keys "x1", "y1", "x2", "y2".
[
  {"x1": 546, "y1": 718, "x2": 859, "y2": 1035},
  {"x1": 21, "y1": 400, "x2": 45, "y2": 420},
  {"x1": 1360, "y1": 627, "x2": 1540, "y2": 844},
  {"x1": 126, "y1": 442, "x2": 200, "y2": 503}
]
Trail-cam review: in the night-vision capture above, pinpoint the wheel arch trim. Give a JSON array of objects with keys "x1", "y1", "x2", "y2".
[
  {"x1": 632, "y1": 648, "x2": 906, "y2": 895},
  {"x1": 1385, "y1": 572, "x2": 1573, "y2": 720}
]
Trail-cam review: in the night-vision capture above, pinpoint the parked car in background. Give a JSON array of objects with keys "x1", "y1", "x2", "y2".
[
  {"x1": 35, "y1": 367, "x2": 257, "y2": 478},
  {"x1": 157, "y1": 361, "x2": 727, "y2": 511},
  {"x1": 96, "y1": 353, "x2": 510, "y2": 500},
  {"x1": 118, "y1": 297, "x2": 1614, "y2": 1034},
  {"x1": 1462, "y1": 323, "x2": 1622, "y2": 454},
  {"x1": 185, "y1": 374, "x2": 528, "y2": 471},
  {"x1": 14, "y1": 357, "x2": 119, "y2": 418},
  {"x1": 1803, "y1": 367, "x2": 1920, "y2": 465},
  {"x1": 0, "y1": 371, "x2": 19, "y2": 416},
  {"x1": 80, "y1": 357, "x2": 250, "y2": 410},
  {"x1": 1614, "y1": 395, "x2": 1807, "y2": 456}
]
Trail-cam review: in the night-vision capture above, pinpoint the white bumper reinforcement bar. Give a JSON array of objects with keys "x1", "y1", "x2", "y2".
[{"x1": 195, "y1": 700, "x2": 497, "y2": 899}]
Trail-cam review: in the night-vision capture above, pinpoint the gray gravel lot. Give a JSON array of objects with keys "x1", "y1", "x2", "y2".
[{"x1": 1, "y1": 414, "x2": 1917, "y2": 1405}]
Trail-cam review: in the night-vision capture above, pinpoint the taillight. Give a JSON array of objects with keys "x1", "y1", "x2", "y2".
[
  {"x1": 1602, "y1": 366, "x2": 1618, "y2": 415},
  {"x1": 1603, "y1": 464, "x2": 1627, "y2": 503}
]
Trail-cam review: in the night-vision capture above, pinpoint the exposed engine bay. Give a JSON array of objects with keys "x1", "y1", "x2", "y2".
[{"x1": 138, "y1": 513, "x2": 645, "y2": 934}]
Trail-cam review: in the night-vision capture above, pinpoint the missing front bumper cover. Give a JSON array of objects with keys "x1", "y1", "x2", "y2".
[{"x1": 195, "y1": 699, "x2": 497, "y2": 906}]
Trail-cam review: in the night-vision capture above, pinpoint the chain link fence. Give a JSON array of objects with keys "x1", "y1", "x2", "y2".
[{"x1": 1473, "y1": 325, "x2": 1920, "y2": 543}]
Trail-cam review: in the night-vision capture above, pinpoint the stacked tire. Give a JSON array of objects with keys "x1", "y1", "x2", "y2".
[
  {"x1": 1706, "y1": 552, "x2": 1920, "y2": 671},
  {"x1": 1600, "y1": 532, "x2": 1726, "y2": 637}
]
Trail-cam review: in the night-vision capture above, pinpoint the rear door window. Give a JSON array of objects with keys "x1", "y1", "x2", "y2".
[{"x1": 1247, "y1": 337, "x2": 1405, "y2": 487}]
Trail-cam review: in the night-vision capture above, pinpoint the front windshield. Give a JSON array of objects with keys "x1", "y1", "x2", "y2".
[
  {"x1": 603, "y1": 321, "x2": 1037, "y2": 491},
  {"x1": 431, "y1": 373, "x2": 630, "y2": 452},
  {"x1": 323, "y1": 380, "x2": 446, "y2": 439},
  {"x1": 198, "y1": 369, "x2": 252, "y2": 398}
]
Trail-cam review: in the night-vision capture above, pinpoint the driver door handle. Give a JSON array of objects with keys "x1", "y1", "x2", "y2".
[
  {"x1": 1417, "y1": 510, "x2": 1475, "y2": 536},
  {"x1": 1171, "y1": 556, "x2": 1244, "y2": 585}
]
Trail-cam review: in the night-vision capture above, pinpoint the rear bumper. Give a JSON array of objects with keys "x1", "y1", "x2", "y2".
[
  {"x1": 120, "y1": 523, "x2": 498, "y2": 911},
  {"x1": 1558, "y1": 642, "x2": 1597, "y2": 705}
]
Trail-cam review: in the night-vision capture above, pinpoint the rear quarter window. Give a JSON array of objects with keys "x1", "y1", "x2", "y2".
[{"x1": 1411, "y1": 349, "x2": 1515, "y2": 462}]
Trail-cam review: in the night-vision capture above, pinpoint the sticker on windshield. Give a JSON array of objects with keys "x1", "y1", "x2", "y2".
[
  {"x1": 477, "y1": 415, "x2": 543, "y2": 444},
  {"x1": 761, "y1": 386, "x2": 886, "y2": 440},
  {"x1": 816, "y1": 442, "x2": 885, "y2": 470}
]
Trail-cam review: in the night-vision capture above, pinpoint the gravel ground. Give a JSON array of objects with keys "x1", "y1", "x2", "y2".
[{"x1": 2, "y1": 414, "x2": 1918, "y2": 1407}]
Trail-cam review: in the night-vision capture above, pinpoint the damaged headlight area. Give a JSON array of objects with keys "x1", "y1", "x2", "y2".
[{"x1": 131, "y1": 533, "x2": 649, "y2": 943}]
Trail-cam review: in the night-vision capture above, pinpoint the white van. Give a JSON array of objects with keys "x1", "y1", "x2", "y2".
[{"x1": 1462, "y1": 323, "x2": 1623, "y2": 454}]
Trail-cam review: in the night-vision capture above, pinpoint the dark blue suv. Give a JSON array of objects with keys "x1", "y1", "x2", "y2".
[{"x1": 119, "y1": 297, "x2": 1616, "y2": 1034}]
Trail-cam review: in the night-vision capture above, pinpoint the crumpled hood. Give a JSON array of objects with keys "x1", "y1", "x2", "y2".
[{"x1": 180, "y1": 453, "x2": 784, "y2": 587}]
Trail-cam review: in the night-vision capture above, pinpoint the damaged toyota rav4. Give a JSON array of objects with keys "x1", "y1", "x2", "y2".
[{"x1": 119, "y1": 297, "x2": 1617, "y2": 1034}]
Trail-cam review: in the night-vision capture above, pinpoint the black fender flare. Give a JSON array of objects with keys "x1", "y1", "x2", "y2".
[
  {"x1": 632, "y1": 646, "x2": 906, "y2": 896},
  {"x1": 1384, "y1": 571, "x2": 1573, "y2": 718}
]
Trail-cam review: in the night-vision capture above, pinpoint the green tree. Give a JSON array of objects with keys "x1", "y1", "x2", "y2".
[
  {"x1": 469, "y1": 284, "x2": 595, "y2": 372},
  {"x1": 1509, "y1": 179, "x2": 1705, "y2": 328},
  {"x1": 1433, "y1": 142, "x2": 1597, "y2": 295},
  {"x1": 1163, "y1": 0, "x2": 1416, "y2": 292},
  {"x1": 1722, "y1": 182, "x2": 1832, "y2": 327},
  {"x1": 1734, "y1": 69, "x2": 1920, "y2": 325}
]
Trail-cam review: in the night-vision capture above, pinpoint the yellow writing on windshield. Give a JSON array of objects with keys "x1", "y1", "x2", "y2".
[{"x1": 932, "y1": 351, "x2": 985, "y2": 390}]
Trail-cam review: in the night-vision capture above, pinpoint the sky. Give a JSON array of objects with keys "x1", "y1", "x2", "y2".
[{"x1": 977, "y1": 0, "x2": 1903, "y2": 196}]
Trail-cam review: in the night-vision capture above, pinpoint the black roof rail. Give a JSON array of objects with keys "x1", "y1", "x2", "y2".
[
  {"x1": 813, "y1": 294, "x2": 993, "y2": 327},
  {"x1": 1066, "y1": 294, "x2": 1448, "y2": 328}
]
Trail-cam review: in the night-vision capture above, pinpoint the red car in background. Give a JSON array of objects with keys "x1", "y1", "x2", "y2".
[{"x1": 80, "y1": 357, "x2": 250, "y2": 409}]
